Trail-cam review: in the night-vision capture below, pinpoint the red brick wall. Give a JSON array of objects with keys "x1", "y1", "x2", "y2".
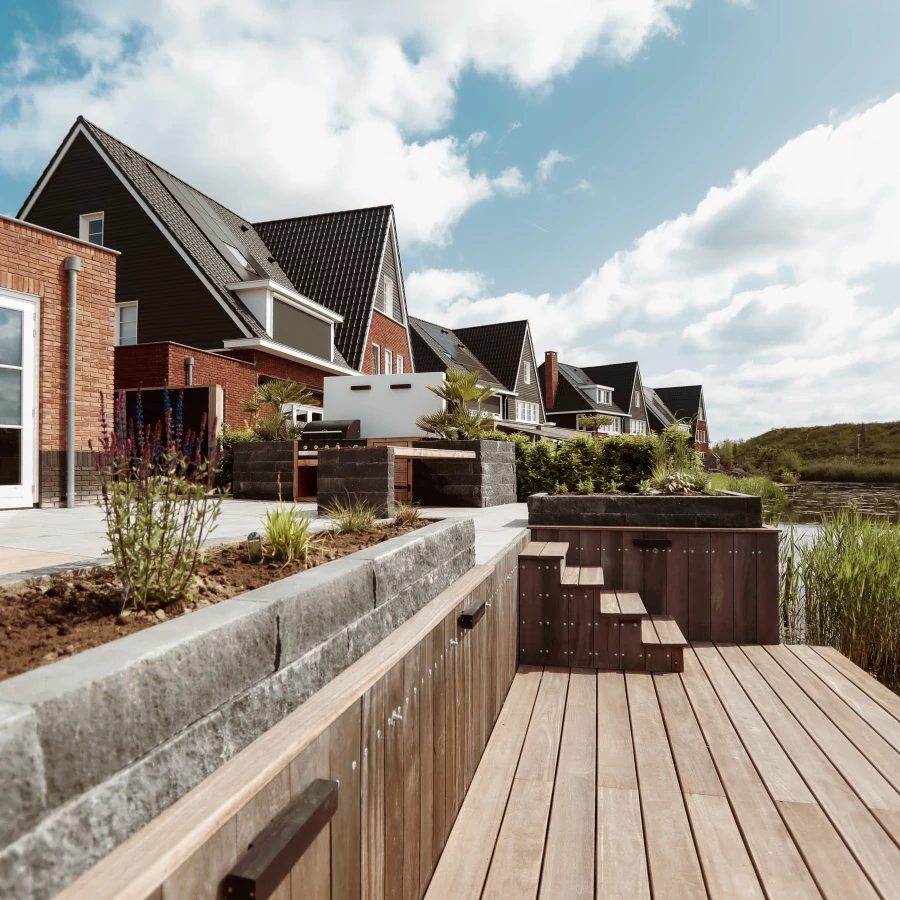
[
  {"x1": 363, "y1": 310, "x2": 413, "y2": 374},
  {"x1": 0, "y1": 216, "x2": 117, "y2": 452},
  {"x1": 695, "y1": 420, "x2": 710, "y2": 452},
  {"x1": 115, "y1": 343, "x2": 340, "y2": 430}
]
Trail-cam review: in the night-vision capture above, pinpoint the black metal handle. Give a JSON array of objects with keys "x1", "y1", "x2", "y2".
[
  {"x1": 632, "y1": 537, "x2": 672, "y2": 549},
  {"x1": 350, "y1": 384, "x2": 371, "y2": 391},
  {"x1": 459, "y1": 599, "x2": 487, "y2": 629},
  {"x1": 224, "y1": 779, "x2": 338, "y2": 900},
  {"x1": 389, "y1": 383, "x2": 412, "y2": 390}
]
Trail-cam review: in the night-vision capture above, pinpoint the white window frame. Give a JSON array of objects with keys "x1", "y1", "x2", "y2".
[
  {"x1": 633, "y1": 390, "x2": 642, "y2": 409},
  {"x1": 79, "y1": 211, "x2": 104, "y2": 246},
  {"x1": 523, "y1": 360, "x2": 531, "y2": 385},
  {"x1": 372, "y1": 343, "x2": 381, "y2": 375},
  {"x1": 382, "y1": 276, "x2": 395, "y2": 319},
  {"x1": 396, "y1": 354, "x2": 404, "y2": 374},
  {"x1": 384, "y1": 348, "x2": 393, "y2": 374},
  {"x1": 114, "y1": 301, "x2": 138, "y2": 347},
  {"x1": 578, "y1": 415, "x2": 620, "y2": 435},
  {"x1": 515, "y1": 400, "x2": 539, "y2": 424}
]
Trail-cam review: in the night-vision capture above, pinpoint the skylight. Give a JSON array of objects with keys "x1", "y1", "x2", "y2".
[{"x1": 224, "y1": 244, "x2": 256, "y2": 273}]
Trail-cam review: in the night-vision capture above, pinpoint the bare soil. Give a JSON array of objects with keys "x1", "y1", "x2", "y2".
[{"x1": 0, "y1": 523, "x2": 423, "y2": 681}]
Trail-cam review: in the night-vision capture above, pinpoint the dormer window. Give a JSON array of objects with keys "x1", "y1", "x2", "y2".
[{"x1": 79, "y1": 212, "x2": 104, "y2": 246}]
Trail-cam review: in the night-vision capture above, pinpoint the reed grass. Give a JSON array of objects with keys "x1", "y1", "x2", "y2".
[
  {"x1": 393, "y1": 501, "x2": 422, "y2": 527},
  {"x1": 710, "y1": 473, "x2": 787, "y2": 502},
  {"x1": 801, "y1": 460, "x2": 900, "y2": 483},
  {"x1": 323, "y1": 497, "x2": 379, "y2": 534},
  {"x1": 781, "y1": 509, "x2": 900, "y2": 690}
]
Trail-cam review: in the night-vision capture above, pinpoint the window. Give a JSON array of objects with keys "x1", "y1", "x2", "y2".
[
  {"x1": 224, "y1": 244, "x2": 257, "y2": 273},
  {"x1": 372, "y1": 343, "x2": 381, "y2": 374},
  {"x1": 115, "y1": 302, "x2": 137, "y2": 346},
  {"x1": 633, "y1": 390, "x2": 642, "y2": 409},
  {"x1": 523, "y1": 360, "x2": 531, "y2": 384},
  {"x1": 384, "y1": 348, "x2": 393, "y2": 374},
  {"x1": 515, "y1": 401, "x2": 539, "y2": 424},
  {"x1": 382, "y1": 276, "x2": 394, "y2": 317},
  {"x1": 629, "y1": 419, "x2": 647, "y2": 435},
  {"x1": 79, "y1": 212, "x2": 104, "y2": 246},
  {"x1": 396, "y1": 354, "x2": 404, "y2": 374}
]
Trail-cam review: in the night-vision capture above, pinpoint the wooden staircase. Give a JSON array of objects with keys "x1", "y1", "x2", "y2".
[{"x1": 518, "y1": 541, "x2": 687, "y2": 672}]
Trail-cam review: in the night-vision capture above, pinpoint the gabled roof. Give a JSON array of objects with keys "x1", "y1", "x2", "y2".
[
  {"x1": 643, "y1": 386, "x2": 677, "y2": 432},
  {"x1": 255, "y1": 206, "x2": 397, "y2": 370},
  {"x1": 19, "y1": 117, "x2": 354, "y2": 369},
  {"x1": 547, "y1": 362, "x2": 629, "y2": 417},
  {"x1": 453, "y1": 320, "x2": 529, "y2": 392},
  {"x1": 581, "y1": 362, "x2": 640, "y2": 415},
  {"x1": 653, "y1": 385, "x2": 704, "y2": 422},
  {"x1": 408, "y1": 317, "x2": 506, "y2": 391}
]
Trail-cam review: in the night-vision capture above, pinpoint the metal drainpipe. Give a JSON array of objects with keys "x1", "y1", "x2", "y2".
[
  {"x1": 63, "y1": 256, "x2": 82, "y2": 509},
  {"x1": 184, "y1": 356, "x2": 194, "y2": 386}
]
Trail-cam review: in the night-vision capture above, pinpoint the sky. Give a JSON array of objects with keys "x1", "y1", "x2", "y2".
[{"x1": 1, "y1": 0, "x2": 899, "y2": 440}]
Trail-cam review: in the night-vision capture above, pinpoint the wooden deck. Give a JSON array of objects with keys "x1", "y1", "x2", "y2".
[{"x1": 426, "y1": 644, "x2": 900, "y2": 900}]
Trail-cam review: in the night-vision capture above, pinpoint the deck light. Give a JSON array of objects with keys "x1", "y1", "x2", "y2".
[{"x1": 247, "y1": 531, "x2": 263, "y2": 563}]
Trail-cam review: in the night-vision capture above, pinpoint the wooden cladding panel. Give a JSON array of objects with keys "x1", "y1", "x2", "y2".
[
  {"x1": 757, "y1": 531, "x2": 780, "y2": 644},
  {"x1": 733, "y1": 533, "x2": 758, "y2": 644},
  {"x1": 688, "y1": 532, "x2": 712, "y2": 642},
  {"x1": 710, "y1": 532, "x2": 735, "y2": 644},
  {"x1": 667, "y1": 532, "x2": 690, "y2": 637}
]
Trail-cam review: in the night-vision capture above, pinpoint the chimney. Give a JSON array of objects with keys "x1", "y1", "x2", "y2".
[{"x1": 544, "y1": 351, "x2": 558, "y2": 409}]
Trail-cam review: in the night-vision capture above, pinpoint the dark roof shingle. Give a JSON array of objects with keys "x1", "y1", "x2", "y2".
[
  {"x1": 408, "y1": 317, "x2": 505, "y2": 390},
  {"x1": 453, "y1": 320, "x2": 529, "y2": 392},
  {"x1": 653, "y1": 385, "x2": 704, "y2": 422}
]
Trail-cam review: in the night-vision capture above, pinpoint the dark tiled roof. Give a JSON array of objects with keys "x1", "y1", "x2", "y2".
[
  {"x1": 643, "y1": 386, "x2": 677, "y2": 431},
  {"x1": 453, "y1": 320, "x2": 529, "y2": 392},
  {"x1": 581, "y1": 362, "x2": 639, "y2": 414},
  {"x1": 255, "y1": 207, "x2": 392, "y2": 371},
  {"x1": 408, "y1": 317, "x2": 505, "y2": 390},
  {"x1": 653, "y1": 385, "x2": 703, "y2": 423},
  {"x1": 545, "y1": 363, "x2": 628, "y2": 416}
]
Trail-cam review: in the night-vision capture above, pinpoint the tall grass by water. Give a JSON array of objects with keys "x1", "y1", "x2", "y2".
[
  {"x1": 781, "y1": 509, "x2": 900, "y2": 690},
  {"x1": 710, "y1": 473, "x2": 786, "y2": 502},
  {"x1": 801, "y1": 460, "x2": 900, "y2": 483}
]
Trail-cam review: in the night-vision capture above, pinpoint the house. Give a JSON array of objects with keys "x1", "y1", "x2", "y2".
[
  {"x1": 538, "y1": 352, "x2": 651, "y2": 435},
  {"x1": 409, "y1": 317, "x2": 553, "y2": 434},
  {"x1": 0, "y1": 214, "x2": 117, "y2": 507},
  {"x1": 652, "y1": 384, "x2": 710, "y2": 451},
  {"x1": 18, "y1": 117, "x2": 414, "y2": 429}
]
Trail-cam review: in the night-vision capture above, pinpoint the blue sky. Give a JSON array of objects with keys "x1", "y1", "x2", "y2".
[{"x1": 2, "y1": 0, "x2": 899, "y2": 438}]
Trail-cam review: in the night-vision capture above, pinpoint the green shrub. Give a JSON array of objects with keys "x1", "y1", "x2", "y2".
[
  {"x1": 596, "y1": 434, "x2": 657, "y2": 491},
  {"x1": 323, "y1": 497, "x2": 379, "y2": 534},
  {"x1": 263, "y1": 502, "x2": 314, "y2": 564},
  {"x1": 216, "y1": 428, "x2": 256, "y2": 491},
  {"x1": 575, "y1": 478, "x2": 595, "y2": 494}
]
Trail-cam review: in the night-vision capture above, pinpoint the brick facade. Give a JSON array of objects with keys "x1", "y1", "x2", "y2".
[
  {"x1": 363, "y1": 310, "x2": 413, "y2": 375},
  {"x1": 114, "y1": 342, "x2": 348, "y2": 430},
  {"x1": 695, "y1": 419, "x2": 710, "y2": 453},
  {"x1": 0, "y1": 215, "x2": 117, "y2": 506}
]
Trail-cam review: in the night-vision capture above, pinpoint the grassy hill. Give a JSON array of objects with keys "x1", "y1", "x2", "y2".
[{"x1": 736, "y1": 421, "x2": 900, "y2": 463}]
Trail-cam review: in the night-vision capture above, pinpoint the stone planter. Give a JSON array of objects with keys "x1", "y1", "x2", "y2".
[{"x1": 527, "y1": 491, "x2": 762, "y2": 529}]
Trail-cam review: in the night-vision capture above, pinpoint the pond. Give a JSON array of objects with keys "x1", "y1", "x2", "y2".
[{"x1": 777, "y1": 481, "x2": 900, "y2": 524}]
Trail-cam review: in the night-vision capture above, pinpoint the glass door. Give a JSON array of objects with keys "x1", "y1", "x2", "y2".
[{"x1": 0, "y1": 294, "x2": 36, "y2": 509}]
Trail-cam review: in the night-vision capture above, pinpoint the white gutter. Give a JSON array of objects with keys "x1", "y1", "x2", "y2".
[{"x1": 221, "y1": 337, "x2": 359, "y2": 376}]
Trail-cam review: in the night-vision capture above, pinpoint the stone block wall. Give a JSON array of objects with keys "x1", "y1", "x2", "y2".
[
  {"x1": 412, "y1": 439, "x2": 517, "y2": 507},
  {"x1": 232, "y1": 440, "x2": 298, "y2": 501},
  {"x1": 0, "y1": 517, "x2": 476, "y2": 899},
  {"x1": 317, "y1": 445, "x2": 395, "y2": 517}
]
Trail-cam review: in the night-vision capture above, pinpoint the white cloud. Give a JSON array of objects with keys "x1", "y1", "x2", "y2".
[
  {"x1": 0, "y1": 0, "x2": 688, "y2": 244},
  {"x1": 466, "y1": 130, "x2": 488, "y2": 146},
  {"x1": 491, "y1": 166, "x2": 530, "y2": 195},
  {"x1": 406, "y1": 95, "x2": 900, "y2": 437},
  {"x1": 537, "y1": 148, "x2": 573, "y2": 183},
  {"x1": 567, "y1": 178, "x2": 594, "y2": 193}
]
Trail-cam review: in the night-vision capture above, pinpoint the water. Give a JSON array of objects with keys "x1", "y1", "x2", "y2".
[{"x1": 777, "y1": 481, "x2": 900, "y2": 524}]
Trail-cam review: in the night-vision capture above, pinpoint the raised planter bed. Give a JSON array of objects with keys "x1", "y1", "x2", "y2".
[{"x1": 528, "y1": 490, "x2": 763, "y2": 528}]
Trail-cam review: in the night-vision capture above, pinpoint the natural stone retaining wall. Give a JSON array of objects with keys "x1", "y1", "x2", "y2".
[{"x1": 0, "y1": 517, "x2": 475, "y2": 900}]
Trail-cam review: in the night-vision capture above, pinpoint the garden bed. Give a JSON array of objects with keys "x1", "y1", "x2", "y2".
[{"x1": 0, "y1": 523, "x2": 423, "y2": 680}]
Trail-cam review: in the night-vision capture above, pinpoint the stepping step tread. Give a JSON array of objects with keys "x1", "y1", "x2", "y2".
[
  {"x1": 650, "y1": 615, "x2": 687, "y2": 647},
  {"x1": 616, "y1": 592, "x2": 648, "y2": 617},
  {"x1": 599, "y1": 591, "x2": 619, "y2": 616},
  {"x1": 641, "y1": 619, "x2": 660, "y2": 645},
  {"x1": 578, "y1": 567, "x2": 604, "y2": 587},
  {"x1": 562, "y1": 567, "x2": 581, "y2": 585},
  {"x1": 520, "y1": 542, "x2": 548, "y2": 559},
  {"x1": 540, "y1": 542, "x2": 570, "y2": 559}
]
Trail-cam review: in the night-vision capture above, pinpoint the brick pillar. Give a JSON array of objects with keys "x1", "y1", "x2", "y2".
[{"x1": 544, "y1": 351, "x2": 558, "y2": 409}]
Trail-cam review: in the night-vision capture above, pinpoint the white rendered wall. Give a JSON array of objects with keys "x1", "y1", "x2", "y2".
[{"x1": 323, "y1": 372, "x2": 446, "y2": 438}]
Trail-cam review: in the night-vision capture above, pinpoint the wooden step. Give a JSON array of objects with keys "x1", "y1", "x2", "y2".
[
  {"x1": 540, "y1": 542, "x2": 570, "y2": 559},
  {"x1": 560, "y1": 566, "x2": 604, "y2": 587},
  {"x1": 643, "y1": 615, "x2": 686, "y2": 673},
  {"x1": 596, "y1": 591, "x2": 647, "y2": 618},
  {"x1": 519, "y1": 541, "x2": 548, "y2": 559},
  {"x1": 651, "y1": 615, "x2": 687, "y2": 647}
]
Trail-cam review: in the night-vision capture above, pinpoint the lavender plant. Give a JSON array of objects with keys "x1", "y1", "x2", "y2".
[{"x1": 93, "y1": 389, "x2": 223, "y2": 611}]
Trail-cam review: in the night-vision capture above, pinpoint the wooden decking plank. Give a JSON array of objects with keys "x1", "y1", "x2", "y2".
[
  {"x1": 424, "y1": 667, "x2": 542, "y2": 900},
  {"x1": 790, "y1": 645, "x2": 900, "y2": 754},
  {"x1": 579, "y1": 566, "x2": 604, "y2": 586},
  {"x1": 596, "y1": 672, "x2": 637, "y2": 790},
  {"x1": 653, "y1": 673, "x2": 723, "y2": 797},
  {"x1": 599, "y1": 591, "x2": 620, "y2": 616},
  {"x1": 692, "y1": 644, "x2": 814, "y2": 803},
  {"x1": 596, "y1": 787, "x2": 650, "y2": 900},
  {"x1": 625, "y1": 672, "x2": 706, "y2": 899},
  {"x1": 651, "y1": 615, "x2": 687, "y2": 647},
  {"x1": 519, "y1": 542, "x2": 548, "y2": 559},
  {"x1": 680, "y1": 650, "x2": 822, "y2": 899},
  {"x1": 684, "y1": 794, "x2": 764, "y2": 900},
  {"x1": 812, "y1": 646, "x2": 900, "y2": 725},
  {"x1": 641, "y1": 618, "x2": 660, "y2": 646},
  {"x1": 616, "y1": 591, "x2": 647, "y2": 616},
  {"x1": 540, "y1": 542, "x2": 570, "y2": 559},
  {"x1": 515, "y1": 667, "x2": 569, "y2": 784},
  {"x1": 764, "y1": 644, "x2": 900, "y2": 796},
  {"x1": 481, "y1": 779, "x2": 554, "y2": 900},
  {"x1": 539, "y1": 670, "x2": 596, "y2": 900},
  {"x1": 718, "y1": 645, "x2": 900, "y2": 898}
]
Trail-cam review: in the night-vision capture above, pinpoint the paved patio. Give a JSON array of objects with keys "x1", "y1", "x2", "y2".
[{"x1": 0, "y1": 500, "x2": 528, "y2": 581}]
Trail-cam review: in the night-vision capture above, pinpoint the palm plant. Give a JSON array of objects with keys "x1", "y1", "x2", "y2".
[
  {"x1": 416, "y1": 369, "x2": 498, "y2": 440},
  {"x1": 242, "y1": 379, "x2": 318, "y2": 441}
]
